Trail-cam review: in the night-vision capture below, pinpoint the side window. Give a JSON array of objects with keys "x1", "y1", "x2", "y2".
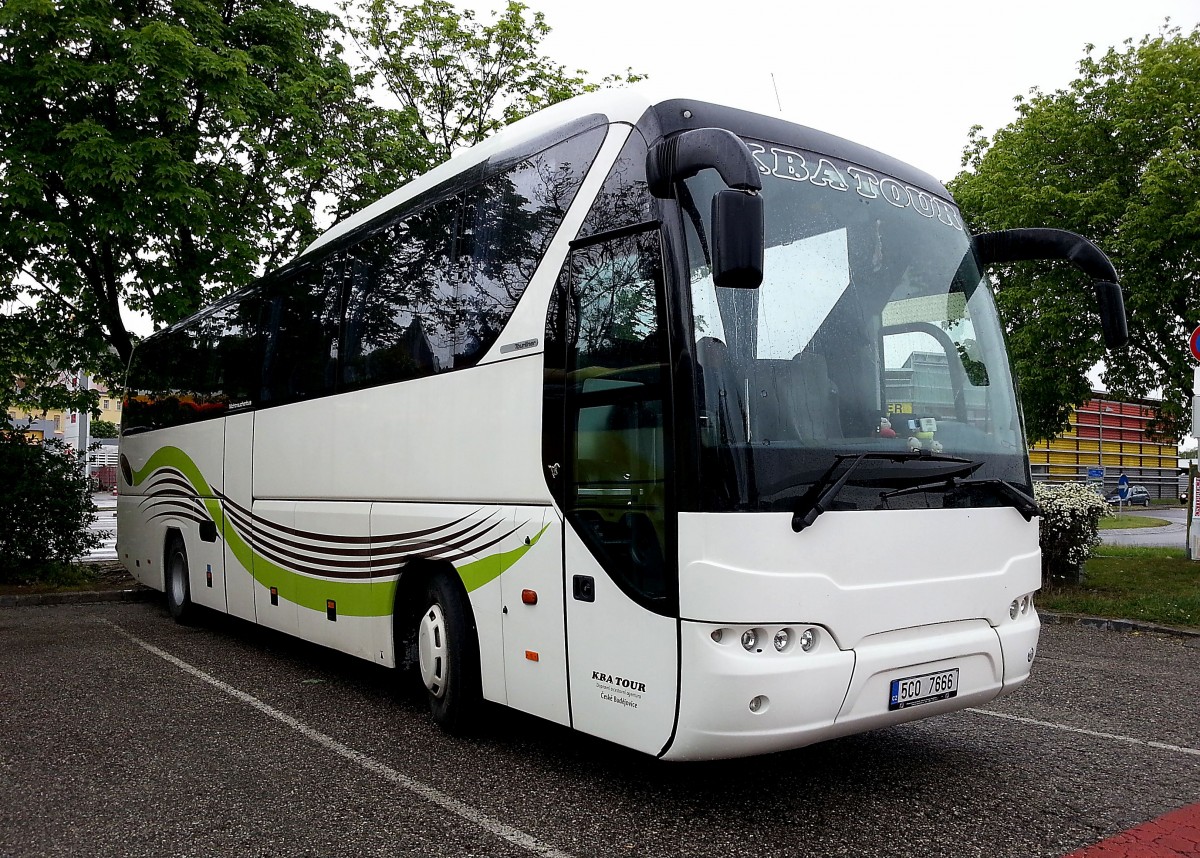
[
  {"x1": 455, "y1": 125, "x2": 606, "y2": 368},
  {"x1": 341, "y1": 197, "x2": 460, "y2": 389},
  {"x1": 122, "y1": 321, "x2": 210, "y2": 433},
  {"x1": 193, "y1": 294, "x2": 261, "y2": 408},
  {"x1": 577, "y1": 129, "x2": 653, "y2": 239},
  {"x1": 341, "y1": 126, "x2": 606, "y2": 388},
  {"x1": 561, "y1": 230, "x2": 670, "y2": 602},
  {"x1": 261, "y1": 260, "x2": 343, "y2": 405}
]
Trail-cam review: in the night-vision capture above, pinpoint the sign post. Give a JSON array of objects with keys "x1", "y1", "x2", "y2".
[{"x1": 1189, "y1": 332, "x2": 1200, "y2": 560}]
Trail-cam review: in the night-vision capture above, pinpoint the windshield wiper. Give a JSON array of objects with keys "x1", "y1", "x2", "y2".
[
  {"x1": 791, "y1": 452, "x2": 981, "y2": 533},
  {"x1": 881, "y1": 477, "x2": 1039, "y2": 521}
]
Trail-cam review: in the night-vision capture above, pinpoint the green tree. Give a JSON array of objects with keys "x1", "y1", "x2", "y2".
[
  {"x1": 343, "y1": 0, "x2": 643, "y2": 164},
  {"x1": 0, "y1": 0, "x2": 424, "y2": 415},
  {"x1": 949, "y1": 25, "x2": 1200, "y2": 443},
  {"x1": 90, "y1": 419, "x2": 119, "y2": 438}
]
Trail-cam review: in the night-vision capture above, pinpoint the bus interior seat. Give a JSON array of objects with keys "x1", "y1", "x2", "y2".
[{"x1": 748, "y1": 353, "x2": 842, "y2": 443}]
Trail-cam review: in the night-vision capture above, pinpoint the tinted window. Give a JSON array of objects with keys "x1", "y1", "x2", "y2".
[
  {"x1": 341, "y1": 197, "x2": 460, "y2": 389},
  {"x1": 123, "y1": 292, "x2": 263, "y2": 434},
  {"x1": 577, "y1": 129, "x2": 653, "y2": 239},
  {"x1": 342, "y1": 126, "x2": 606, "y2": 388},
  {"x1": 194, "y1": 295, "x2": 261, "y2": 407},
  {"x1": 455, "y1": 126, "x2": 607, "y2": 367},
  {"x1": 261, "y1": 260, "x2": 343, "y2": 404}
]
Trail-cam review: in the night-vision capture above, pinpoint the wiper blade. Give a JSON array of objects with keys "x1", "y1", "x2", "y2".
[
  {"x1": 791, "y1": 452, "x2": 980, "y2": 533},
  {"x1": 881, "y1": 477, "x2": 1039, "y2": 521}
]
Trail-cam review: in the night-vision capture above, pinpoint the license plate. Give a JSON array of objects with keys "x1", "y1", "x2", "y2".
[{"x1": 888, "y1": 668, "x2": 959, "y2": 711}]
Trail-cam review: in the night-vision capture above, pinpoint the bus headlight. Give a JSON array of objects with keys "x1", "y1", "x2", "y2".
[
  {"x1": 773, "y1": 629, "x2": 789, "y2": 651},
  {"x1": 741, "y1": 629, "x2": 758, "y2": 651},
  {"x1": 799, "y1": 628, "x2": 817, "y2": 652},
  {"x1": 1009, "y1": 600, "x2": 1020, "y2": 620}
]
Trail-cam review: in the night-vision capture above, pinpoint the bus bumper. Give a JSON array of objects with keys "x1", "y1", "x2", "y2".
[{"x1": 662, "y1": 614, "x2": 1039, "y2": 761}]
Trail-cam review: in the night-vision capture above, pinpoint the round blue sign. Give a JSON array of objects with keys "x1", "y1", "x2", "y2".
[{"x1": 1190, "y1": 325, "x2": 1200, "y2": 362}]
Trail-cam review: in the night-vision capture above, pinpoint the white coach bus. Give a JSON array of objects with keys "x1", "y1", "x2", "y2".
[{"x1": 118, "y1": 90, "x2": 1126, "y2": 760}]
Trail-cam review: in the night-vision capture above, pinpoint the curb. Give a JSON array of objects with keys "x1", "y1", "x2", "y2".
[
  {"x1": 1039, "y1": 610, "x2": 1200, "y2": 641},
  {"x1": 0, "y1": 587, "x2": 157, "y2": 608}
]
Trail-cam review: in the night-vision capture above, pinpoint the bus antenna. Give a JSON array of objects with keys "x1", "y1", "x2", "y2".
[{"x1": 770, "y1": 73, "x2": 783, "y2": 113}]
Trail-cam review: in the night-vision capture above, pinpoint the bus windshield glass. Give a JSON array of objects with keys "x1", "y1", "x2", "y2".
[{"x1": 682, "y1": 141, "x2": 1029, "y2": 513}]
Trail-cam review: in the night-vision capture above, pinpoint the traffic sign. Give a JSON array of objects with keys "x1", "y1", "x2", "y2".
[
  {"x1": 1087, "y1": 467, "x2": 1104, "y2": 479},
  {"x1": 1190, "y1": 326, "x2": 1200, "y2": 362}
]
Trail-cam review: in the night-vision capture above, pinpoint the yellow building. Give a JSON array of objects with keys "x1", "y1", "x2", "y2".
[
  {"x1": 6, "y1": 378, "x2": 122, "y2": 441},
  {"x1": 1029, "y1": 393, "x2": 1179, "y2": 499}
]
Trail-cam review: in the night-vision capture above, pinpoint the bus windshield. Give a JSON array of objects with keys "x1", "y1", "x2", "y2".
[{"x1": 682, "y1": 141, "x2": 1029, "y2": 513}]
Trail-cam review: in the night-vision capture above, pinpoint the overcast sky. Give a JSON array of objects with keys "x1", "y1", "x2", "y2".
[{"x1": 466, "y1": 0, "x2": 1197, "y2": 183}]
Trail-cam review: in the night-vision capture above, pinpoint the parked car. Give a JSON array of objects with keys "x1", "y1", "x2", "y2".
[{"x1": 1106, "y1": 485, "x2": 1150, "y2": 506}]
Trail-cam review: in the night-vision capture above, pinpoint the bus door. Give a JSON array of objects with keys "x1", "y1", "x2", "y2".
[{"x1": 552, "y1": 230, "x2": 679, "y2": 756}]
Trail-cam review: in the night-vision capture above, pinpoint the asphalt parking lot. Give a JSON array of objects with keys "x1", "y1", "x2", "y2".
[{"x1": 1, "y1": 600, "x2": 1197, "y2": 858}]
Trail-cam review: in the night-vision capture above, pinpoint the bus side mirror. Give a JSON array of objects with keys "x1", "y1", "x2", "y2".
[
  {"x1": 712, "y1": 190, "x2": 764, "y2": 289},
  {"x1": 973, "y1": 228, "x2": 1128, "y2": 349},
  {"x1": 1094, "y1": 279, "x2": 1127, "y2": 350}
]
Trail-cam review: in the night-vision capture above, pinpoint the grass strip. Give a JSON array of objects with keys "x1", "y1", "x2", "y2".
[
  {"x1": 1098, "y1": 514, "x2": 1171, "y2": 530},
  {"x1": 1039, "y1": 546, "x2": 1200, "y2": 631}
]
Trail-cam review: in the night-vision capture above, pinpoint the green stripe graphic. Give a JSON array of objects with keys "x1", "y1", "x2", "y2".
[{"x1": 131, "y1": 445, "x2": 547, "y2": 616}]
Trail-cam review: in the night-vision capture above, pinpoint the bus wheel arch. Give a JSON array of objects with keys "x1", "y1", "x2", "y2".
[
  {"x1": 163, "y1": 529, "x2": 195, "y2": 624},
  {"x1": 395, "y1": 560, "x2": 482, "y2": 731}
]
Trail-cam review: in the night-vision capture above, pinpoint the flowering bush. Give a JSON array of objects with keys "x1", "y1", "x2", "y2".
[{"x1": 1034, "y1": 482, "x2": 1112, "y2": 584}]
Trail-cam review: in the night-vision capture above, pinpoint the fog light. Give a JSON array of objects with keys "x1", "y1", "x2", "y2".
[
  {"x1": 773, "y1": 629, "x2": 789, "y2": 651},
  {"x1": 1009, "y1": 600, "x2": 1019, "y2": 620},
  {"x1": 711, "y1": 629, "x2": 723, "y2": 643},
  {"x1": 799, "y1": 628, "x2": 816, "y2": 652},
  {"x1": 741, "y1": 629, "x2": 758, "y2": 651},
  {"x1": 1020, "y1": 595, "x2": 1030, "y2": 614},
  {"x1": 748, "y1": 695, "x2": 768, "y2": 713}
]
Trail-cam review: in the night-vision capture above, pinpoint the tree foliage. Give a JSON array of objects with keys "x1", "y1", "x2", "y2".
[
  {"x1": 0, "y1": 417, "x2": 102, "y2": 581},
  {"x1": 0, "y1": 0, "x2": 423, "y2": 415},
  {"x1": 90, "y1": 419, "x2": 119, "y2": 438},
  {"x1": 949, "y1": 25, "x2": 1200, "y2": 443},
  {"x1": 343, "y1": 0, "x2": 643, "y2": 164}
]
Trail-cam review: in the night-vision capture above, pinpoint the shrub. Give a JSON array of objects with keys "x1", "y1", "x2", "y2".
[
  {"x1": 1034, "y1": 482, "x2": 1111, "y2": 584},
  {"x1": 0, "y1": 419, "x2": 103, "y2": 583}
]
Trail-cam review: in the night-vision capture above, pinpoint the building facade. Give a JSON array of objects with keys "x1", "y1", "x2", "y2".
[{"x1": 1028, "y1": 394, "x2": 1179, "y2": 499}]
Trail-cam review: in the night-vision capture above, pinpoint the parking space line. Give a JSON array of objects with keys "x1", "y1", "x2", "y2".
[
  {"x1": 108, "y1": 623, "x2": 575, "y2": 858},
  {"x1": 967, "y1": 708, "x2": 1200, "y2": 757}
]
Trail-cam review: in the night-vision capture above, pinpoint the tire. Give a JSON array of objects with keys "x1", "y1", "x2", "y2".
[
  {"x1": 416, "y1": 574, "x2": 481, "y2": 731},
  {"x1": 164, "y1": 535, "x2": 196, "y2": 624}
]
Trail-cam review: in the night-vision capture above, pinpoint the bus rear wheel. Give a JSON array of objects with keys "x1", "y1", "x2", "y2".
[
  {"x1": 416, "y1": 574, "x2": 481, "y2": 731},
  {"x1": 164, "y1": 534, "x2": 195, "y2": 624}
]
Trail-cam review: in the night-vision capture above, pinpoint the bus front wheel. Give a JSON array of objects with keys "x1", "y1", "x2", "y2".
[
  {"x1": 164, "y1": 534, "x2": 195, "y2": 624},
  {"x1": 416, "y1": 574, "x2": 481, "y2": 731}
]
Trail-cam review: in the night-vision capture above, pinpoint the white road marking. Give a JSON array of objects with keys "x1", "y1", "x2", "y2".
[
  {"x1": 109, "y1": 623, "x2": 575, "y2": 858},
  {"x1": 967, "y1": 708, "x2": 1200, "y2": 757}
]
